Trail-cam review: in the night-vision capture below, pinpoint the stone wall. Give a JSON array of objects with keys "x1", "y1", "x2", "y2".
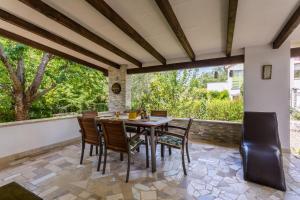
[
  {"x1": 170, "y1": 119, "x2": 242, "y2": 146},
  {"x1": 108, "y1": 65, "x2": 131, "y2": 112}
]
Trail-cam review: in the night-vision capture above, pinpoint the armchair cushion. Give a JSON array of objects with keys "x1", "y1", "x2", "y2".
[{"x1": 158, "y1": 135, "x2": 182, "y2": 148}]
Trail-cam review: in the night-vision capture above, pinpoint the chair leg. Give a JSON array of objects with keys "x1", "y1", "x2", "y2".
[
  {"x1": 97, "y1": 138, "x2": 103, "y2": 171},
  {"x1": 97, "y1": 146, "x2": 102, "y2": 171},
  {"x1": 136, "y1": 147, "x2": 140, "y2": 152},
  {"x1": 96, "y1": 145, "x2": 99, "y2": 155},
  {"x1": 126, "y1": 153, "x2": 131, "y2": 182},
  {"x1": 168, "y1": 147, "x2": 172, "y2": 155},
  {"x1": 145, "y1": 135, "x2": 149, "y2": 168},
  {"x1": 102, "y1": 148, "x2": 107, "y2": 174},
  {"x1": 161, "y1": 144, "x2": 165, "y2": 157},
  {"x1": 181, "y1": 147, "x2": 187, "y2": 176},
  {"x1": 90, "y1": 145, "x2": 93, "y2": 156},
  {"x1": 120, "y1": 153, "x2": 124, "y2": 161},
  {"x1": 186, "y1": 143, "x2": 191, "y2": 163},
  {"x1": 80, "y1": 142, "x2": 85, "y2": 164}
]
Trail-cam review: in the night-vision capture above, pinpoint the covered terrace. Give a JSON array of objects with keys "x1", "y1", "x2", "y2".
[{"x1": 0, "y1": 0, "x2": 300, "y2": 199}]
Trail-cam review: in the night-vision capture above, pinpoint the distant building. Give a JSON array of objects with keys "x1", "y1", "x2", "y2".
[
  {"x1": 207, "y1": 64, "x2": 243, "y2": 99},
  {"x1": 291, "y1": 58, "x2": 300, "y2": 108}
]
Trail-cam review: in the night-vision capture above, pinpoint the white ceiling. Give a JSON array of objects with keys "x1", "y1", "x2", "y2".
[{"x1": 0, "y1": 0, "x2": 299, "y2": 71}]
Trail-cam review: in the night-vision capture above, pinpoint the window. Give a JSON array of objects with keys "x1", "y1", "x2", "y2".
[
  {"x1": 295, "y1": 63, "x2": 300, "y2": 80},
  {"x1": 231, "y1": 70, "x2": 243, "y2": 90}
]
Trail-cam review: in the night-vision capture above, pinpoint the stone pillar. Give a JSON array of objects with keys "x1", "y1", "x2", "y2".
[{"x1": 108, "y1": 65, "x2": 131, "y2": 112}]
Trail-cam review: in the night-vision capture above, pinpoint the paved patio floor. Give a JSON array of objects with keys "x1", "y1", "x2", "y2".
[{"x1": 0, "y1": 141, "x2": 300, "y2": 200}]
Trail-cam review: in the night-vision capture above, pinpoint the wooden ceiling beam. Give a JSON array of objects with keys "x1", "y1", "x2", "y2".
[
  {"x1": 0, "y1": 9, "x2": 120, "y2": 69},
  {"x1": 154, "y1": 0, "x2": 195, "y2": 61},
  {"x1": 0, "y1": 27, "x2": 108, "y2": 75},
  {"x1": 127, "y1": 55, "x2": 244, "y2": 74},
  {"x1": 226, "y1": 0, "x2": 238, "y2": 57},
  {"x1": 291, "y1": 47, "x2": 300, "y2": 57},
  {"x1": 86, "y1": 0, "x2": 166, "y2": 65},
  {"x1": 273, "y1": 4, "x2": 300, "y2": 49},
  {"x1": 18, "y1": 0, "x2": 142, "y2": 67}
]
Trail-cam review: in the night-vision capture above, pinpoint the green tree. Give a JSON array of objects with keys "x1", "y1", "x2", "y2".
[
  {"x1": 0, "y1": 40, "x2": 58, "y2": 120},
  {"x1": 0, "y1": 37, "x2": 108, "y2": 122},
  {"x1": 131, "y1": 68, "x2": 243, "y2": 121}
]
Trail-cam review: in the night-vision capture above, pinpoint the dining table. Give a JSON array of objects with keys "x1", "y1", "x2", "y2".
[{"x1": 97, "y1": 114, "x2": 172, "y2": 172}]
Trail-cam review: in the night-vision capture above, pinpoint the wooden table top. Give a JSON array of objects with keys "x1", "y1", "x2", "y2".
[{"x1": 96, "y1": 115, "x2": 172, "y2": 127}]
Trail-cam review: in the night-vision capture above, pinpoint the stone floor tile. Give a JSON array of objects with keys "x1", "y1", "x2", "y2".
[
  {"x1": 106, "y1": 193, "x2": 124, "y2": 200},
  {"x1": 140, "y1": 190, "x2": 157, "y2": 200},
  {"x1": 57, "y1": 193, "x2": 77, "y2": 200},
  {"x1": 30, "y1": 172, "x2": 56, "y2": 185},
  {"x1": 0, "y1": 142, "x2": 299, "y2": 200},
  {"x1": 79, "y1": 191, "x2": 91, "y2": 199}
]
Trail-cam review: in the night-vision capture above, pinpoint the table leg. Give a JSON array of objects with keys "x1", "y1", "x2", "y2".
[{"x1": 150, "y1": 126, "x2": 156, "y2": 172}]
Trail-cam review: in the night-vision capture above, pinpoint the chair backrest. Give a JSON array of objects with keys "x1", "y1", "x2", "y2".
[
  {"x1": 77, "y1": 117, "x2": 100, "y2": 144},
  {"x1": 151, "y1": 110, "x2": 167, "y2": 117},
  {"x1": 185, "y1": 118, "x2": 193, "y2": 139},
  {"x1": 82, "y1": 111, "x2": 98, "y2": 118},
  {"x1": 100, "y1": 119, "x2": 129, "y2": 152},
  {"x1": 243, "y1": 112, "x2": 281, "y2": 147}
]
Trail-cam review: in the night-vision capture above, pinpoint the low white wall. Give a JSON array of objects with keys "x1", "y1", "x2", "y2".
[
  {"x1": 244, "y1": 43, "x2": 290, "y2": 150},
  {"x1": 0, "y1": 116, "x2": 80, "y2": 158}
]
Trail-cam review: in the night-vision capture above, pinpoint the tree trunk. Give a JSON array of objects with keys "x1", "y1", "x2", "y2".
[
  {"x1": 0, "y1": 44, "x2": 55, "y2": 121},
  {"x1": 14, "y1": 91, "x2": 29, "y2": 121}
]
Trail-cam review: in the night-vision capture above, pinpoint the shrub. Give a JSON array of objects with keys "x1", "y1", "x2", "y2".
[
  {"x1": 205, "y1": 98, "x2": 243, "y2": 121},
  {"x1": 291, "y1": 108, "x2": 300, "y2": 120},
  {"x1": 207, "y1": 90, "x2": 229, "y2": 100}
]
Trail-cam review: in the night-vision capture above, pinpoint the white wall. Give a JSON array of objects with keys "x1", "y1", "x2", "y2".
[
  {"x1": 244, "y1": 43, "x2": 290, "y2": 150},
  {"x1": 0, "y1": 117, "x2": 80, "y2": 158},
  {"x1": 207, "y1": 82, "x2": 229, "y2": 91}
]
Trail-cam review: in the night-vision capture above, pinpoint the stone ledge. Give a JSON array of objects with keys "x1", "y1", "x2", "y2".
[
  {"x1": 0, "y1": 111, "x2": 117, "y2": 128},
  {"x1": 173, "y1": 118, "x2": 242, "y2": 125},
  {"x1": 0, "y1": 115, "x2": 80, "y2": 128}
]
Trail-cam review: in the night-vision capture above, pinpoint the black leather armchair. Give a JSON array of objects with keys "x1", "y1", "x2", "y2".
[{"x1": 241, "y1": 112, "x2": 286, "y2": 191}]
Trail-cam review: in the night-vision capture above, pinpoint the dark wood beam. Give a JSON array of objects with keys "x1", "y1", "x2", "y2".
[
  {"x1": 154, "y1": 0, "x2": 195, "y2": 61},
  {"x1": 0, "y1": 27, "x2": 108, "y2": 75},
  {"x1": 127, "y1": 55, "x2": 244, "y2": 74},
  {"x1": 0, "y1": 9, "x2": 119, "y2": 69},
  {"x1": 226, "y1": 0, "x2": 238, "y2": 57},
  {"x1": 18, "y1": 0, "x2": 142, "y2": 67},
  {"x1": 86, "y1": 0, "x2": 166, "y2": 65},
  {"x1": 273, "y1": 4, "x2": 300, "y2": 49},
  {"x1": 291, "y1": 47, "x2": 300, "y2": 57}
]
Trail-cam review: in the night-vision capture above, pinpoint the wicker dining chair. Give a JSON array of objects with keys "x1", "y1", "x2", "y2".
[
  {"x1": 100, "y1": 119, "x2": 149, "y2": 182},
  {"x1": 77, "y1": 117, "x2": 103, "y2": 171},
  {"x1": 156, "y1": 118, "x2": 193, "y2": 175},
  {"x1": 81, "y1": 110, "x2": 99, "y2": 156},
  {"x1": 82, "y1": 110, "x2": 98, "y2": 117},
  {"x1": 150, "y1": 110, "x2": 172, "y2": 155}
]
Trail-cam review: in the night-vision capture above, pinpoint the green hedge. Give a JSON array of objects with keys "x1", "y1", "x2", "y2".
[{"x1": 205, "y1": 99, "x2": 243, "y2": 121}]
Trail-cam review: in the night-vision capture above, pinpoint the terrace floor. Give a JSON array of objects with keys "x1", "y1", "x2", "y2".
[{"x1": 0, "y1": 141, "x2": 300, "y2": 200}]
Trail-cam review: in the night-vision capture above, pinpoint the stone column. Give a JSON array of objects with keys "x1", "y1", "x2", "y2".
[{"x1": 108, "y1": 65, "x2": 131, "y2": 112}]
